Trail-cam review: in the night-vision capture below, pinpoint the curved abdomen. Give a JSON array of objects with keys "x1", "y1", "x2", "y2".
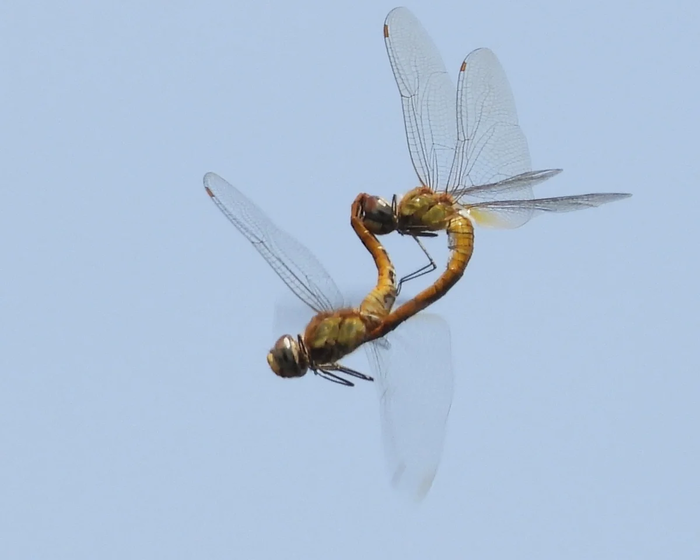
[
  {"x1": 300, "y1": 194, "x2": 399, "y2": 368},
  {"x1": 352, "y1": 194, "x2": 398, "y2": 322},
  {"x1": 369, "y1": 192, "x2": 474, "y2": 340}
]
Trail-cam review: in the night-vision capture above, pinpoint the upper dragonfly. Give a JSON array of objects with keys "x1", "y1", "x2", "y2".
[
  {"x1": 204, "y1": 172, "x2": 454, "y2": 499},
  {"x1": 358, "y1": 7, "x2": 631, "y2": 298}
]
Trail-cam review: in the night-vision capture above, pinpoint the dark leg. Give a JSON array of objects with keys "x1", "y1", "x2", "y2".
[
  {"x1": 315, "y1": 364, "x2": 374, "y2": 387},
  {"x1": 397, "y1": 236, "x2": 437, "y2": 296}
]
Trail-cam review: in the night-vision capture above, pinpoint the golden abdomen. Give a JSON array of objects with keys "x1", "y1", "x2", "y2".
[{"x1": 303, "y1": 309, "x2": 375, "y2": 365}]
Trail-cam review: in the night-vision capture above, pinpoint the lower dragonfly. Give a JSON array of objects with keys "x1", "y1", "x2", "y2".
[
  {"x1": 204, "y1": 172, "x2": 454, "y2": 499},
  {"x1": 361, "y1": 7, "x2": 631, "y2": 296}
]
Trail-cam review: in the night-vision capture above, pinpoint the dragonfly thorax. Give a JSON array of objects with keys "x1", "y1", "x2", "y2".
[
  {"x1": 396, "y1": 187, "x2": 453, "y2": 233},
  {"x1": 362, "y1": 195, "x2": 397, "y2": 235},
  {"x1": 267, "y1": 335, "x2": 309, "y2": 379}
]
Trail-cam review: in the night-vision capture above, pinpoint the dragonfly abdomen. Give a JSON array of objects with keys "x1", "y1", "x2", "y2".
[
  {"x1": 445, "y1": 214, "x2": 474, "y2": 290},
  {"x1": 368, "y1": 212, "x2": 474, "y2": 341},
  {"x1": 359, "y1": 242, "x2": 397, "y2": 322},
  {"x1": 351, "y1": 193, "x2": 399, "y2": 322}
]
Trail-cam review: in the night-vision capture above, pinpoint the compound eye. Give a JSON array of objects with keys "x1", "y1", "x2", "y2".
[
  {"x1": 362, "y1": 196, "x2": 396, "y2": 235},
  {"x1": 267, "y1": 335, "x2": 307, "y2": 378}
]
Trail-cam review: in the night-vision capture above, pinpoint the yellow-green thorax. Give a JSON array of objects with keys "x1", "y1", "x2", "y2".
[
  {"x1": 303, "y1": 310, "x2": 374, "y2": 366},
  {"x1": 397, "y1": 187, "x2": 456, "y2": 232}
]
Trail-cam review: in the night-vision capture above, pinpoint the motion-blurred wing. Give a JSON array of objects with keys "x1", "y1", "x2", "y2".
[
  {"x1": 204, "y1": 172, "x2": 344, "y2": 312},
  {"x1": 447, "y1": 48, "x2": 536, "y2": 221},
  {"x1": 384, "y1": 7, "x2": 457, "y2": 191},
  {"x1": 366, "y1": 313, "x2": 454, "y2": 501}
]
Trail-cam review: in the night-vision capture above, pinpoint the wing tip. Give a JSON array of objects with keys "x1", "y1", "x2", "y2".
[
  {"x1": 203, "y1": 172, "x2": 222, "y2": 197},
  {"x1": 391, "y1": 464, "x2": 437, "y2": 503},
  {"x1": 385, "y1": 6, "x2": 406, "y2": 20}
]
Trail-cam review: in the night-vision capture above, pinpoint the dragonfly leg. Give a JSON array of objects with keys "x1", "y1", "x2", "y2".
[
  {"x1": 397, "y1": 236, "x2": 437, "y2": 296},
  {"x1": 332, "y1": 364, "x2": 374, "y2": 382},
  {"x1": 316, "y1": 369, "x2": 355, "y2": 387},
  {"x1": 315, "y1": 364, "x2": 374, "y2": 387}
]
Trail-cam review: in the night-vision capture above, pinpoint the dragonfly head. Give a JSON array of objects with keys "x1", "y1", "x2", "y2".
[
  {"x1": 267, "y1": 335, "x2": 309, "y2": 379},
  {"x1": 362, "y1": 195, "x2": 397, "y2": 235}
]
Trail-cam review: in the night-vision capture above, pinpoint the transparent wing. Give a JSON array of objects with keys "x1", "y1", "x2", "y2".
[
  {"x1": 384, "y1": 7, "x2": 457, "y2": 191},
  {"x1": 365, "y1": 313, "x2": 454, "y2": 501},
  {"x1": 452, "y1": 169, "x2": 562, "y2": 201},
  {"x1": 447, "y1": 48, "x2": 535, "y2": 207},
  {"x1": 448, "y1": 169, "x2": 561, "y2": 227},
  {"x1": 203, "y1": 172, "x2": 344, "y2": 312},
  {"x1": 462, "y1": 192, "x2": 633, "y2": 229}
]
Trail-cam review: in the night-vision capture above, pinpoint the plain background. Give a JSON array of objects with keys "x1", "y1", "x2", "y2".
[{"x1": 1, "y1": 0, "x2": 698, "y2": 558}]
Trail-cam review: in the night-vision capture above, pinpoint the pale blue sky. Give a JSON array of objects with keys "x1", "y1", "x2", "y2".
[{"x1": 1, "y1": 0, "x2": 698, "y2": 558}]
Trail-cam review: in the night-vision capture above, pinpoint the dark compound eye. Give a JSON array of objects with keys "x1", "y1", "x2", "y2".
[
  {"x1": 267, "y1": 335, "x2": 307, "y2": 379},
  {"x1": 363, "y1": 196, "x2": 397, "y2": 234},
  {"x1": 279, "y1": 346, "x2": 295, "y2": 364}
]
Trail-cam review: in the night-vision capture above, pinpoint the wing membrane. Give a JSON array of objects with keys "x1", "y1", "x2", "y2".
[
  {"x1": 384, "y1": 7, "x2": 457, "y2": 190},
  {"x1": 203, "y1": 172, "x2": 344, "y2": 312},
  {"x1": 452, "y1": 169, "x2": 562, "y2": 202},
  {"x1": 447, "y1": 48, "x2": 533, "y2": 194},
  {"x1": 463, "y1": 192, "x2": 633, "y2": 229},
  {"x1": 365, "y1": 313, "x2": 454, "y2": 501}
]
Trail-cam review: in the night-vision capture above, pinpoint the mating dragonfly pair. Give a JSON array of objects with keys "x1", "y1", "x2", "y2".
[{"x1": 203, "y1": 7, "x2": 631, "y2": 499}]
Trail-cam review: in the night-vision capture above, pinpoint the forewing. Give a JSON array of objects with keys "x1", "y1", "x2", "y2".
[
  {"x1": 447, "y1": 48, "x2": 533, "y2": 199},
  {"x1": 452, "y1": 169, "x2": 562, "y2": 201},
  {"x1": 365, "y1": 313, "x2": 454, "y2": 501},
  {"x1": 203, "y1": 172, "x2": 344, "y2": 312},
  {"x1": 384, "y1": 7, "x2": 458, "y2": 190}
]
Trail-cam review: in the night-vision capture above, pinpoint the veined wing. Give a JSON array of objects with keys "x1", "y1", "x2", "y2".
[
  {"x1": 453, "y1": 169, "x2": 563, "y2": 201},
  {"x1": 384, "y1": 7, "x2": 457, "y2": 191},
  {"x1": 365, "y1": 313, "x2": 454, "y2": 501},
  {"x1": 447, "y1": 48, "x2": 535, "y2": 215},
  {"x1": 452, "y1": 169, "x2": 562, "y2": 228},
  {"x1": 462, "y1": 192, "x2": 633, "y2": 229},
  {"x1": 203, "y1": 172, "x2": 344, "y2": 312}
]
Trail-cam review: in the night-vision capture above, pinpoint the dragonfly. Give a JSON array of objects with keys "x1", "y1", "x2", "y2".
[
  {"x1": 359, "y1": 7, "x2": 632, "y2": 297},
  {"x1": 204, "y1": 172, "x2": 454, "y2": 499}
]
